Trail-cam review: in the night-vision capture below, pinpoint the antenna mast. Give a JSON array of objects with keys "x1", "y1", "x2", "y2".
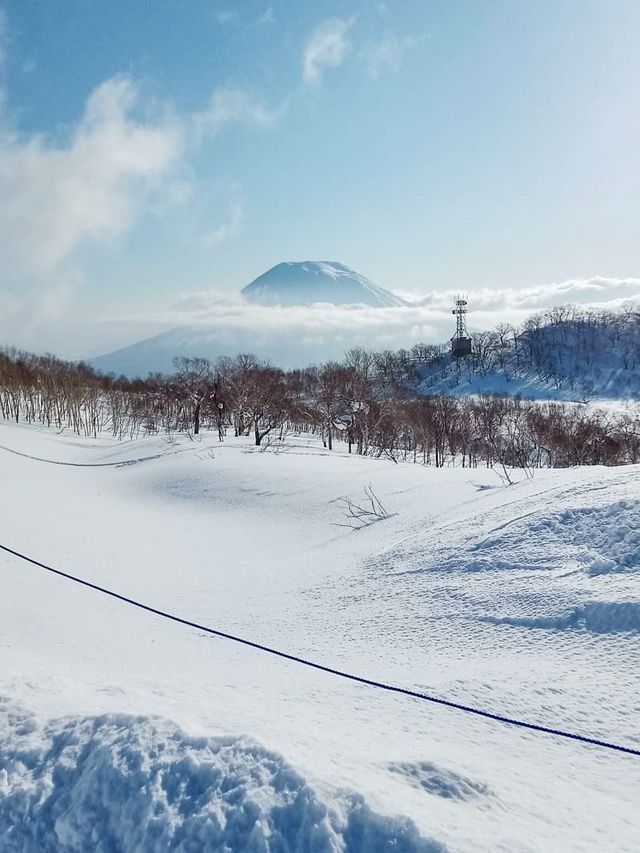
[{"x1": 451, "y1": 296, "x2": 472, "y2": 358}]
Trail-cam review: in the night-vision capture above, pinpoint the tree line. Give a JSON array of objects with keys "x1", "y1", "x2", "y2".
[{"x1": 1, "y1": 334, "x2": 639, "y2": 470}]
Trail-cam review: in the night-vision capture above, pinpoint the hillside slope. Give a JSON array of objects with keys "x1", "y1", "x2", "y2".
[
  {"x1": 0, "y1": 422, "x2": 638, "y2": 851},
  {"x1": 415, "y1": 309, "x2": 640, "y2": 400}
]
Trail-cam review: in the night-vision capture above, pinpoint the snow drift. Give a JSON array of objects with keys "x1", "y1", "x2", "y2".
[{"x1": 0, "y1": 701, "x2": 441, "y2": 853}]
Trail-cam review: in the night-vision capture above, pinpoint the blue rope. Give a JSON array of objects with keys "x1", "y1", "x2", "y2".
[{"x1": 1, "y1": 541, "x2": 638, "y2": 758}]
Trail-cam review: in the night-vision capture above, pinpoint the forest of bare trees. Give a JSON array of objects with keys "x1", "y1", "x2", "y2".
[
  {"x1": 2, "y1": 307, "x2": 640, "y2": 472},
  {"x1": 412, "y1": 304, "x2": 640, "y2": 398}
]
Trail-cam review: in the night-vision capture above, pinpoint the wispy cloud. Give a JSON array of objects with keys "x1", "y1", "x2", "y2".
[
  {"x1": 303, "y1": 18, "x2": 354, "y2": 85},
  {"x1": 0, "y1": 21, "x2": 277, "y2": 281},
  {"x1": 401, "y1": 277, "x2": 640, "y2": 313},
  {"x1": 359, "y1": 33, "x2": 415, "y2": 78},
  {"x1": 214, "y1": 9, "x2": 238, "y2": 25},
  {"x1": 194, "y1": 88, "x2": 280, "y2": 139},
  {"x1": 202, "y1": 199, "x2": 243, "y2": 248}
]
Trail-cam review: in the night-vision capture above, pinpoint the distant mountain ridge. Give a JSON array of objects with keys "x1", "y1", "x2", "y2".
[{"x1": 241, "y1": 261, "x2": 406, "y2": 308}]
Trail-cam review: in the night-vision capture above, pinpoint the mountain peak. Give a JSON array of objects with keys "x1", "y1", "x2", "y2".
[{"x1": 241, "y1": 261, "x2": 406, "y2": 308}]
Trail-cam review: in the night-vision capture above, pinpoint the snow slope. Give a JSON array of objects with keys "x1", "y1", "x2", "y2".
[
  {"x1": 0, "y1": 422, "x2": 638, "y2": 851},
  {"x1": 418, "y1": 312, "x2": 640, "y2": 401},
  {"x1": 241, "y1": 261, "x2": 407, "y2": 308}
]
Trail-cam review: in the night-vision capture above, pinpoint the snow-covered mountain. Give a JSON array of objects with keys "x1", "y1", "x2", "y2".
[
  {"x1": 241, "y1": 261, "x2": 406, "y2": 307},
  {"x1": 90, "y1": 322, "x2": 376, "y2": 376},
  {"x1": 90, "y1": 261, "x2": 407, "y2": 375}
]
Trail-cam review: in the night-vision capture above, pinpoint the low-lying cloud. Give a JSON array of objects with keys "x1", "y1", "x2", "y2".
[
  {"x1": 399, "y1": 276, "x2": 640, "y2": 314},
  {"x1": 92, "y1": 276, "x2": 640, "y2": 373}
]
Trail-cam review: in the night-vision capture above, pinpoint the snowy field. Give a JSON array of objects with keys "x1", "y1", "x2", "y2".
[{"x1": 0, "y1": 421, "x2": 639, "y2": 852}]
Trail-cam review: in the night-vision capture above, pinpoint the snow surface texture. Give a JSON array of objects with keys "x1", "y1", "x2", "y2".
[
  {"x1": 0, "y1": 701, "x2": 437, "y2": 853},
  {"x1": 0, "y1": 422, "x2": 639, "y2": 851},
  {"x1": 419, "y1": 315, "x2": 640, "y2": 401},
  {"x1": 241, "y1": 261, "x2": 407, "y2": 308}
]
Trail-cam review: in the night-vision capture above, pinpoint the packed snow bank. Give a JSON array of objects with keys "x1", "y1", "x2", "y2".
[{"x1": 0, "y1": 700, "x2": 442, "y2": 853}]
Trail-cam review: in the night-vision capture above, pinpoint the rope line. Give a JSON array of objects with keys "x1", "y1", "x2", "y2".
[
  {"x1": 0, "y1": 443, "x2": 162, "y2": 468},
  {"x1": 1, "y1": 541, "x2": 638, "y2": 758}
]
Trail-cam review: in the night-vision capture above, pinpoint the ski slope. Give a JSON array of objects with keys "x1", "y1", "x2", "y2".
[{"x1": 0, "y1": 422, "x2": 638, "y2": 852}]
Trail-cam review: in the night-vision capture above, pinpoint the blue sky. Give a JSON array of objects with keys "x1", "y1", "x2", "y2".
[{"x1": 0, "y1": 0, "x2": 639, "y2": 357}]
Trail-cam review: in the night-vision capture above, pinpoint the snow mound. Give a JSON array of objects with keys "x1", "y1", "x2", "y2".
[
  {"x1": 0, "y1": 701, "x2": 443, "y2": 853},
  {"x1": 529, "y1": 500, "x2": 640, "y2": 576},
  {"x1": 482, "y1": 601, "x2": 640, "y2": 634},
  {"x1": 387, "y1": 762, "x2": 491, "y2": 801},
  {"x1": 451, "y1": 499, "x2": 640, "y2": 577}
]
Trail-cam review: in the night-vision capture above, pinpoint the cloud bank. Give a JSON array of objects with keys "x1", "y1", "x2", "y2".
[{"x1": 91, "y1": 276, "x2": 640, "y2": 373}]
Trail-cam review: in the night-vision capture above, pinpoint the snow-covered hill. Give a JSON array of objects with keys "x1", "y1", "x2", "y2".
[
  {"x1": 242, "y1": 261, "x2": 406, "y2": 307},
  {"x1": 0, "y1": 421, "x2": 638, "y2": 850},
  {"x1": 415, "y1": 310, "x2": 640, "y2": 400}
]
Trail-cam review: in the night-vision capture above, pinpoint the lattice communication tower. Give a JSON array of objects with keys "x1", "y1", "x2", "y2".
[{"x1": 451, "y1": 296, "x2": 472, "y2": 358}]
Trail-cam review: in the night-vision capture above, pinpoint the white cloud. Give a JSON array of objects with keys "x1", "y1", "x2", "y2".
[
  {"x1": 303, "y1": 18, "x2": 354, "y2": 85},
  {"x1": 359, "y1": 33, "x2": 414, "y2": 78},
  {"x1": 1, "y1": 282, "x2": 72, "y2": 337},
  {"x1": 0, "y1": 48, "x2": 278, "y2": 350},
  {"x1": 202, "y1": 199, "x2": 243, "y2": 248},
  {"x1": 403, "y1": 277, "x2": 640, "y2": 314},
  {"x1": 193, "y1": 88, "x2": 279, "y2": 139},
  {"x1": 0, "y1": 73, "x2": 277, "y2": 281},
  {"x1": 6, "y1": 274, "x2": 637, "y2": 361},
  {"x1": 94, "y1": 276, "x2": 640, "y2": 368},
  {"x1": 0, "y1": 76, "x2": 184, "y2": 280}
]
